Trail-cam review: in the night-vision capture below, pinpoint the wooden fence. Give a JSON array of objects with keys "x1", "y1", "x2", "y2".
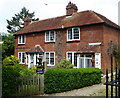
[{"x1": 16, "y1": 75, "x2": 44, "y2": 97}]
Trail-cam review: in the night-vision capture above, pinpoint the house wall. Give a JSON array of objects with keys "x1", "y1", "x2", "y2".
[
  {"x1": 54, "y1": 24, "x2": 104, "y2": 65},
  {"x1": 102, "y1": 25, "x2": 120, "y2": 72},
  {"x1": 14, "y1": 23, "x2": 120, "y2": 73},
  {"x1": 15, "y1": 32, "x2": 45, "y2": 57}
]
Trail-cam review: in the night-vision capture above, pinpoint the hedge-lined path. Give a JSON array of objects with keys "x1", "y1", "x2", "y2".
[{"x1": 37, "y1": 83, "x2": 106, "y2": 96}]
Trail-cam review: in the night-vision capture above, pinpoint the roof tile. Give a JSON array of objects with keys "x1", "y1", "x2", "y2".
[{"x1": 15, "y1": 10, "x2": 120, "y2": 35}]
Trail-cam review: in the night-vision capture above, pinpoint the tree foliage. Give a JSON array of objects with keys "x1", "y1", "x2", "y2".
[
  {"x1": 3, "y1": 55, "x2": 20, "y2": 66},
  {"x1": 2, "y1": 7, "x2": 39, "y2": 59},
  {"x1": 7, "y1": 7, "x2": 39, "y2": 33},
  {"x1": 113, "y1": 46, "x2": 120, "y2": 69},
  {"x1": 2, "y1": 34, "x2": 14, "y2": 59}
]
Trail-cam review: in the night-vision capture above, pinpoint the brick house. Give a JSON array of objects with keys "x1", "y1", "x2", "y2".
[{"x1": 14, "y1": 2, "x2": 120, "y2": 73}]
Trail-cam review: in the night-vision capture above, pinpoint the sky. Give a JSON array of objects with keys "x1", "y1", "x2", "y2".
[{"x1": 0, "y1": 0, "x2": 120, "y2": 33}]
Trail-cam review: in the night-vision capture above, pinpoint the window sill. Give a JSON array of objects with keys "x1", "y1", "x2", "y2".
[
  {"x1": 66, "y1": 40, "x2": 80, "y2": 43},
  {"x1": 47, "y1": 64, "x2": 55, "y2": 66},
  {"x1": 18, "y1": 43, "x2": 25, "y2": 45},
  {"x1": 19, "y1": 63, "x2": 25, "y2": 64},
  {"x1": 45, "y1": 41, "x2": 55, "y2": 44}
]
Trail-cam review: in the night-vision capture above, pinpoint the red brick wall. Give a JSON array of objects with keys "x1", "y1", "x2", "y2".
[
  {"x1": 14, "y1": 23, "x2": 120, "y2": 73},
  {"x1": 102, "y1": 25, "x2": 120, "y2": 73},
  {"x1": 15, "y1": 32, "x2": 45, "y2": 57}
]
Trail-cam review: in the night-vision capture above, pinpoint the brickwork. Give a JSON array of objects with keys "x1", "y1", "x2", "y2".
[{"x1": 14, "y1": 23, "x2": 120, "y2": 73}]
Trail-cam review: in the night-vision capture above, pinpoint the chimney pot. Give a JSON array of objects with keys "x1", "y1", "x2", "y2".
[
  {"x1": 24, "y1": 17, "x2": 31, "y2": 27},
  {"x1": 66, "y1": 2, "x2": 78, "y2": 16}
]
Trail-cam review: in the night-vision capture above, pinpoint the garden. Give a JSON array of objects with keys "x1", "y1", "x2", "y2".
[{"x1": 2, "y1": 56, "x2": 102, "y2": 97}]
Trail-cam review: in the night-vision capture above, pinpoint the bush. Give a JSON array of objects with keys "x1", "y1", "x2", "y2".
[
  {"x1": 56, "y1": 59, "x2": 74, "y2": 69},
  {"x1": 44, "y1": 67, "x2": 102, "y2": 94},
  {"x1": 20, "y1": 67, "x2": 37, "y2": 76},
  {"x1": 3, "y1": 55, "x2": 20, "y2": 66},
  {"x1": 2, "y1": 56, "x2": 38, "y2": 96},
  {"x1": 2, "y1": 66, "x2": 21, "y2": 96}
]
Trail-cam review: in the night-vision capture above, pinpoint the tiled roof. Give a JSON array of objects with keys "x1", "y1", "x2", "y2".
[{"x1": 14, "y1": 10, "x2": 120, "y2": 35}]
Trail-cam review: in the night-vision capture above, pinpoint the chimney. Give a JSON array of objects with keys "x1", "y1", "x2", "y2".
[
  {"x1": 66, "y1": 2, "x2": 78, "y2": 16},
  {"x1": 24, "y1": 17, "x2": 31, "y2": 27}
]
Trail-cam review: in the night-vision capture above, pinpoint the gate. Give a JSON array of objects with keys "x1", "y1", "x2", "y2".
[
  {"x1": 16, "y1": 75, "x2": 44, "y2": 96},
  {"x1": 105, "y1": 41, "x2": 120, "y2": 97},
  {"x1": 105, "y1": 67, "x2": 120, "y2": 98}
]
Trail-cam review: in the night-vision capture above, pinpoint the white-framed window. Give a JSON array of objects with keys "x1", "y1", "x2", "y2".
[
  {"x1": 66, "y1": 52, "x2": 78, "y2": 67},
  {"x1": 45, "y1": 31, "x2": 55, "y2": 42},
  {"x1": 67, "y1": 52, "x2": 93, "y2": 68},
  {"x1": 18, "y1": 35, "x2": 26, "y2": 44},
  {"x1": 45, "y1": 52, "x2": 55, "y2": 66},
  {"x1": 18, "y1": 52, "x2": 26, "y2": 64},
  {"x1": 67, "y1": 27, "x2": 80, "y2": 41}
]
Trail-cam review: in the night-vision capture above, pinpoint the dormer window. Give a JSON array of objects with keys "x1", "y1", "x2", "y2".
[
  {"x1": 18, "y1": 35, "x2": 26, "y2": 44},
  {"x1": 45, "y1": 31, "x2": 55, "y2": 42},
  {"x1": 67, "y1": 27, "x2": 80, "y2": 41}
]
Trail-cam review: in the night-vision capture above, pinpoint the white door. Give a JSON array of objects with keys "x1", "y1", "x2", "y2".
[{"x1": 95, "y1": 53, "x2": 101, "y2": 69}]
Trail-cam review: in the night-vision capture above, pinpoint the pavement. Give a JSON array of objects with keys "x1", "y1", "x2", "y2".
[{"x1": 37, "y1": 83, "x2": 106, "y2": 96}]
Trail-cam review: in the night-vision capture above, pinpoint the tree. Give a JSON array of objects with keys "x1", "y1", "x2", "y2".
[
  {"x1": 2, "y1": 34, "x2": 15, "y2": 59},
  {"x1": 7, "y1": 7, "x2": 39, "y2": 33},
  {"x1": 113, "y1": 46, "x2": 120, "y2": 69},
  {"x1": 3, "y1": 7, "x2": 39, "y2": 59}
]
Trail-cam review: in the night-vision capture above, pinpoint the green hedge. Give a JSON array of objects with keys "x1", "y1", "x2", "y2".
[
  {"x1": 2, "y1": 66, "x2": 21, "y2": 96},
  {"x1": 44, "y1": 67, "x2": 102, "y2": 94}
]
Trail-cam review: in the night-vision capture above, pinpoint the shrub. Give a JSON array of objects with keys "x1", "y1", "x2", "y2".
[
  {"x1": 2, "y1": 66, "x2": 21, "y2": 96},
  {"x1": 3, "y1": 55, "x2": 20, "y2": 66},
  {"x1": 20, "y1": 67, "x2": 37, "y2": 76},
  {"x1": 44, "y1": 67, "x2": 102, "y2": 94},
  {"x1": 56, "y1": 59, "x2": 74, "y2": 69}
]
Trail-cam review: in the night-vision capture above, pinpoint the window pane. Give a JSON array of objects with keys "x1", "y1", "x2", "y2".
[
  {"x1": 68, "y1": 29, "x2": 72, "y2": 40},
  {"x1": 50, "y1": 58, "x2": 54, "y2": 65},
  {"x1": 79, "y1": 57, "x2": 84, "y2": 68},
  {"x1": 19, "y1": 53, "x2": 21, "y2": 61},
  {"x1": 73, "y1": 28, "x2": 79, "y2": 39},
  {"x1": 50, "y1": 53, "x2": 54, "y2": 58},
  {"x1": 22, "y1": 53, "x2": 25, "y2": 63},
  {"x1": 74, "y1": 53, "x2": 77, "y2": 67},
  {"x1": 22, "y1": 35, "x2": 25, "y2": 43},
  {"x1": 50, "y1": 31, "x2": 55, "y2": 41},
  {"x1": 85, "y1": 56, "x2": 92, "y2": 68},
  {"x1": 46, "y1": 53, "x2": 49, "y2": 64},
  {"x1": 19, "y1": 36, "x2": 21, "y2": 43},
  {"x1": 50, "y1": 53, "x2": 54, "y2": 65},
  {"x1": 68, "y1": 53, "x2": 72, "y2": 63},
  {"x1": 46, "y1": 32, "x2": 49, "y2": 41}
]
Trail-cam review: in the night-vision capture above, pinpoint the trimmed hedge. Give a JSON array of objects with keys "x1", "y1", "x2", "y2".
[{"x1": 44, "y1": 67, "x2": 102, "y2": 94}]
